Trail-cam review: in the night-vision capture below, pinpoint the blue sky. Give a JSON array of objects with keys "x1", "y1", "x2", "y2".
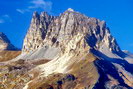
[{"x1": 0, "y1": 0, "x2": 133, "y2": 52}]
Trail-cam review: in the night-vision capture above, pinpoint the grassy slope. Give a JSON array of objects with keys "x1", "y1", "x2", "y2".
[
  {"x1": 0, "y1": 59, "x2": 50, "y2": 89},
  {"x1": 0, "y1": 50, "x2": 99, "y2": 89},
  {"x1": 27, "y1": 53, "x2": 99, "y2": 89},
  {"x1": 0, "y1": 51, "x2": 21, "y2": 62}
]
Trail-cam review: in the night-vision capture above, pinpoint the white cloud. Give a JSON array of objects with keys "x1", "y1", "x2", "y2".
[
  {"x1": 0, "y1": 14, "x2": 11, "y2": 24},
  {"x1": 3, "y1": 15, "x2": 10, "y2": 18},
  {"x1": 16, "y1": 9, "x2": 25, "y2": 14},
  {"x1": 129, "y1": 43, "x2": 133, "y2": 47},
  {"x1": 0, "y1": 19, "x2": 4, "y2": 23},
  {"x1": 29, "y1": 0, "x2": 52, "y2": 11},
  {"x1": 16, "y1": 0, "x2": 52, "y2": 14},
  {"x1": 3, "y1": 15, "x2": 12, "y2": 22},
  {"x1": 16, "y1": 8, "x2": 30, "y2": 14}
]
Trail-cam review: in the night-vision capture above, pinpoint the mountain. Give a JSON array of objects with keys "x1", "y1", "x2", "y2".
[
  {"x1": 18, "y1": 9, "x2": 123, "y2": 60},
  {"x1": 22, "y1": 12, "x2": 54, "y2": 53},
  {"x1": 0, "y1": 32, "x2": 21, "y2": 62},
  {"x1": 0, "y1": 32, "x2": 18, "y2": 51},
  {"x1": 0, "y1": 9, "x2": 133, "y2": 89}
]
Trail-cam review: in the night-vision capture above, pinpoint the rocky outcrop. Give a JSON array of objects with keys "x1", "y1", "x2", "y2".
[
  {"x1": 0, "y1": 32, "x2": 18, "y2": 50},
  {"x1": 22, "y1": 12, "x2": 54, "y2": 53}
]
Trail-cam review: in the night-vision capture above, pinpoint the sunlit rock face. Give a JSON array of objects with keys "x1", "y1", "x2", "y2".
[
  {"x1": 21, "y1": 8, "x2": 122, "y2": 60},
  {"x1": 22, "y1": 12, "x2": 54, "y2": 53},
  {"x1": 0, "y1": 32, "x2": 17, "y2": 51},
  {"x1": 43, "y1": 9, "x2": 121, "y2": 55}
]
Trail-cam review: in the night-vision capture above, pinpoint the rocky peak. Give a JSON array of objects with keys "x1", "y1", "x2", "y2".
[
  {"x1": 67, "y1": 8, "x2": 74, "y2": 12},
  {"x1": 22, "y1": 11, "x2": 54, "y2": 53},
  {"x1": 22, "y1": 9, "x2": 122, "y2": 58},
  {"x1": 30, "y1": 10, "x2": 124, "y2": 77},
  {"x1": 32, "y1": 11, "x2": 40, "y2": 25},
  {"x1": 0, "y1": 32, "x2": 10, "y2": 43},
  {"x1": 0, "y1": 32, "x2": 17, "y2": 50},
  {"x1": 33, "y1": 11, "x2": 39, "y2": 17},
  {"x1": 41, "y1": 10, "x2": 122, "y2": 57}
]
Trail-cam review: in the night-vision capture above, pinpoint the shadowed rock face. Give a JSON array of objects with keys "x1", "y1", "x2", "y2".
[
  {"x1": 0, "y1": 32, "x2": 20, "y2": 62},
  {"x1": 0, "y1": 32, "x2": 18, "y2": 51}
]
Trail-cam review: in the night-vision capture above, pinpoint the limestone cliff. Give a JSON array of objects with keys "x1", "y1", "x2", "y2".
[
  {"x1": 21, "y1": 8, "x2": 122, "y2": 60},
  {"x1": 22, "y1": 12, "x2": 54, "y2": 53}
]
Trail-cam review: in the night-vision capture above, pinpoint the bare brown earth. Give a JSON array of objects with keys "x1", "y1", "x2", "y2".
[
  {"x1": 0, "y1": 51, "x2": 21, "y2": 62},
  {"x1": 0, "y1": 53, "x2": 99, "y2": 89},
  {"x1": 0, "y1": 59, "x2": 50, "y2": 89},
  {"x1": 24, "y1": 54, "x2": 99, "y2": 89},
  {"x1": 0, "y1": 53, "x2": 132, "y2": 89}
]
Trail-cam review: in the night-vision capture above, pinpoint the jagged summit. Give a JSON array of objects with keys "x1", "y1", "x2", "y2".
[
  {"x1": 0, "y1": 32, "x2": 18, "y2": 50},
  {"x1": 22, "y1": 12, "x2": 54, "y2": 53},
  {"x1": 33, "y1": 11, "x2": 39, "y2": 17},
  {"x1": 0, "y1": 32, "x2": 10, "y2": 43},
  {"x1": 22, "y1": 9, "x2": 122, "y2": 58},
  {"x1": 67, "y1": 8, "x2": 74, "y2": 12}
]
